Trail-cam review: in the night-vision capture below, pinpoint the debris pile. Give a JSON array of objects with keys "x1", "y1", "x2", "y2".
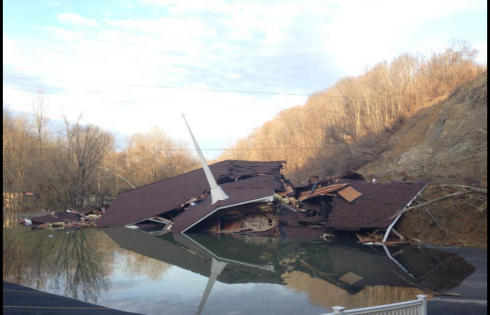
[
  {"x1": 95, "y1": 160, "x2": 427, "y2": 242},
  {"x1": 20, "y1": 204, "x2": 110, "y2": 229}
]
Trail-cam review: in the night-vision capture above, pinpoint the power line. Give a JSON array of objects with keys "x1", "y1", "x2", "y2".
[
  {"x1": 2, "y1": 85, "x2": 411, "y2": 124},
  {"x1": 3, "y1": 86, "x2": 330, "y2": 123},
  {"x1": 3, "y1": 85, "x2": 336, "y2": 113},
  {"x1": 4, "y1": 76, "x2": 318, "y2": 96},
  {"x1": 4, "y1": 144, "x2": 464, "y2": 152},
  {"x1": 3, "y1": 76, "x2": 389, "y2": 99},
  {"x1": 3, "y1": 86, "x2": 331, "y2": 123},
  {"x1": 3, "y1": 86, "x2": 141, "y2": 104}
]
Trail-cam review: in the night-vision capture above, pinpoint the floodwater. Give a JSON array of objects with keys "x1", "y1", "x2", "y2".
[{"x1": 3, "y1": 226, "x2": 477, "y2": 315}]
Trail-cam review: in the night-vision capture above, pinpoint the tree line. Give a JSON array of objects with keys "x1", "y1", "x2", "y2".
[
  {"x1": 3, "y1": 103, "x2": 199, "y2": 211},
  {"x1": 219, "y1": 40, "x2": 486, "y2": 179}
]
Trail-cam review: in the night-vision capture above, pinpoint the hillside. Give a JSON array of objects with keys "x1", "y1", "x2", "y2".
[
  {"x1": 220, "y1": 43, "x2": 486, "y2": 183},
  {"x1": 358, "y1": 71, "x2": 487, "y2": 186},
  {"x1": 358, "y1": 72, "x2": 488, "y2": 247}
]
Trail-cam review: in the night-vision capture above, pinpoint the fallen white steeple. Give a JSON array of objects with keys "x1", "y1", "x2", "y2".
[{"x1": 182, "y1": 114, "x2": 228, "y2": 204}]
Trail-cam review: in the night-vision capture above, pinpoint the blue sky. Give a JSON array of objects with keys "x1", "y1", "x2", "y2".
[{"x1": 3, "y1": 0, "x2": 487, "y2": 158}]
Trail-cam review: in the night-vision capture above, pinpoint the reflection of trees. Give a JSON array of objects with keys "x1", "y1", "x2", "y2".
[
  {"x1": 45, "y1": 230, "x2": 112, "y2": 301},
  {"x1": 3, "y1": 228, "x2": 115, "y2": 302},
  {"x1": 284, "y1": 271, "x2": 427, "y2": 309},
  {"x1": 3, "y1": 227, "x2": 26, "y2": 284},
  {"x1": 3, "y1": 211, "x2": 18, "y2": 229},
  {"x1": 3, "y1": 227, "x2": 172, "y2": 301},
  {"x1": 116, "y1": 247, "x2": 172, "y2": 281}
]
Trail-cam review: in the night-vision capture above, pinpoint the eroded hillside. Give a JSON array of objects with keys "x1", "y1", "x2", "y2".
[{"x1": 358, "y1": 72, "x2": 487, "y2": 186}]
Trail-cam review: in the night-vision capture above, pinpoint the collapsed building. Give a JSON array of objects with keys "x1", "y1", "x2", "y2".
[
  {"x1": 96, "y1": 158, "x2": 426, "y2": 242},
  {"x1": 96, "y1": 160, "x2": 285, "y2": 231},
  {"x1": 96, "y1": 119, "x2": 427, "y2": 242}
]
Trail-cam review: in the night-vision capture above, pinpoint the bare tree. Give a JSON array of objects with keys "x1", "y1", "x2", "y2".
[
  {"x1": 119, "y1": 127, "x2": 198, "y2": 188},
  {"x1": 31, "y1": 90, "x2": 49, "y2": 152},
  {"x1": 42, "y1": 115, "x2": 116, "y2": 209}
]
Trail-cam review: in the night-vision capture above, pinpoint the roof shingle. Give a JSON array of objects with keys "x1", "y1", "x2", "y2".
[
  {"x1": 324, "y1": 180, "x2": 427, "y2": 230},
  {"x1": 97, "y1": 160, "x2": 284, "y2": 227}
]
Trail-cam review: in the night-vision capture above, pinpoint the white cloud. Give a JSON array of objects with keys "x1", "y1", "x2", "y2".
[
  {"x1": 3, "y1": 34, "x2": 19, "y2": 65},
  {"x1": 44, "y1": 27, "x2": 85, "y2": 41},
  {"x1": 58, "y1": 13, "x2": 98, "y2": 27},
  {"x1": 473, "y1": 41, "x2": 488, "y2": 64},
  {"x1": 321, "y1": 0, "x2": 487, "y2": 76},
  {"x1": 3, "y1": 0, "x2": 487, "y2": 156},
  {"x1": 42, "y1": 0, "x2": 61, "y2": 7},
  {"x1": 105, "y1": 17, "x2": 213, "y2": 36}
]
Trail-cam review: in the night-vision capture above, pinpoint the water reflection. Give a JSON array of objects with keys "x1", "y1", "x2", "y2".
[
  {"x1": 104, "y1": 228, "x2": 476, "y2": 314},
  {"x1": 3, "y1": 227, "x2": 476, "y2": 315},
  {"x1": 3, "y1": 228, "x2": 113, "y2": 301},
  {"x1": 118, "y1": 244, "x2": 172, "y2": 281}
]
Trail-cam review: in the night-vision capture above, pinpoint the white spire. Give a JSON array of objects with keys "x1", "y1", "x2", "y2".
[{"x1": 182, "y1": 114, "x2": 228, "y2": 204}]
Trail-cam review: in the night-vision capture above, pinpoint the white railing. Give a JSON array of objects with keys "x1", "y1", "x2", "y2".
[{"x1": 322, "y1": 295, "x2": 427, "y2": 315}]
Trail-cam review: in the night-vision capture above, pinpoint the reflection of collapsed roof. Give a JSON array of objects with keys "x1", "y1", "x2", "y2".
[
  {"x1": 53, "y1": 211, "x2": 82, "y2": 222},
  {"x1": 26, "y1": 210, "x2": 99, "y2": 227},
  {"x1": 103, "y1": 228, "x2": 475, "y2": 297},
  {"x1": 96, "y1": 158, "x2": 427, "y2": 240},
  {"x1": 103, "y1": 227, "x2": 282, "y2": 284}
]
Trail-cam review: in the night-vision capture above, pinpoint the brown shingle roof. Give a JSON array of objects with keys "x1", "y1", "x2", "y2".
[
  {"x1": 54, "y1": 211, "x2": 82, "y2": 222},
  {"x1": 30, "y1": 216, "x2": 59, "y2": 224},
  {"x1": 324, "y1": 180, "x2": 427, "y2": 230},
  {"x1": 172, "y1": 176, "x2": 277, "y2": 233},
  {"x1": 97, "y1": 160, "x2": 284, "y2": 227},
  {"x1": 282, "y1": 226, "x2": 325, "y2": 238}
]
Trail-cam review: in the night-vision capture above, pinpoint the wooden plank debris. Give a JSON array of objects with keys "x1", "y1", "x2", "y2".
[
  {"x1": 298, "y1": 184, "x2": 349, "y2": 202},
  {"x1": 205, "y1": 214, "x2": 278, "y2": 234},
  {"x1": 337, "y1": 186, "x2": 363, "y2": 203}
]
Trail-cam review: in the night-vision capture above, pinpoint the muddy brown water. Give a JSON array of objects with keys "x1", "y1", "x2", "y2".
[{"x1": 2, "y1": 227, "x2": 477, "y2": 315}]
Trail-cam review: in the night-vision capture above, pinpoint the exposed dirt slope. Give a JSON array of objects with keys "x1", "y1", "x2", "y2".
[
  {"x1": 395, "y1": 185, "x2": 487, "y2": 247},
  {"x1": 358, "y1": 72, "x2": 487, "y2": 247},
  {"x1": 359, "y1": 71, "x2": 487, "y2": 185}
]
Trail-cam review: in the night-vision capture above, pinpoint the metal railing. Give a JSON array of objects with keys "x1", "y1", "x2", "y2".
[{"x1": 322, "y1": 295, "x2": 427, "y2": 315}]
